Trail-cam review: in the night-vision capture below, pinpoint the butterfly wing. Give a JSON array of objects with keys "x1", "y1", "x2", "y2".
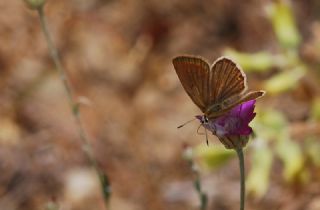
[
  {"x1": 237, "y1": 90, "x2": 265, "y2": 105},
  {"x1": 173, "y1": 56, "x2": 265, "y2": 118},
  {"x1": 206, "y1": 90, "x2": 265, "y2": 119},
  {"x1": 208, "y1": 57, "x2": 247, "y2": 106},
  {"x1": 205, "y1": 57, "x2": 247, "y2": 116},
  {"x1": 173, "y1": 56, "x2": 210, "y2": 112}
]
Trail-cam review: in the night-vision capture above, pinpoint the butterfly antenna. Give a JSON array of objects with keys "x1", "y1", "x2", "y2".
[{"x1": 177, "y1": 118, "x2": 196, "y2": 129}]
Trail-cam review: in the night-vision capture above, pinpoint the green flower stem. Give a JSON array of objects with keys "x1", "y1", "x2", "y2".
[
  {"x1": 186, "y1": 157, "x2": 207, "y2": 210},
  {"x1": 37, "y1": 6, "x2": 111, "y2": 208},
  {"x1": 236, "y1": 148, "x2": 245, "y2": 210},
  {"x1": 194, "y1": 171, "x2": 208, "y2": 210}
]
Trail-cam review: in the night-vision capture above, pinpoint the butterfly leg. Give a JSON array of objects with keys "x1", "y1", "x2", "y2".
[
  {"x1": 197, "y1": 124, "x2": 204, "y2": 134},
  {"x1": 205, "y1": 127, "x2": 209, "y2": 146}
]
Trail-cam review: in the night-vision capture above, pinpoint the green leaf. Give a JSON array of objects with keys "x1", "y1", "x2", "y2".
[
  {"x1": 252, "y1": 108, "x2": 288, "y2": 141},
  {"x1": 266, "y1": 1, "x2": 301, "y2": 48},
  {"x1": 311, "y1": 98, "x2": 320, "y2": 121},
  {"x1": 24, "y1": 0, "x2": 47, "y2": 9},
  {"x1": 264, "y1": 66, "x2": 305, "y2": 94},
  {"x1": 194, "y1": 144, "x2": 235, "y2": 170},
  {"x1": 224, "y1": 49, "x2": 274, "y2": 72},
  {"x1": 275, "y1": 137, "x2": 304, "y2": 182},
  {"x1": 305, "y1": 137, "x2": 320, "y2": 167},
  {"x1": 247, "y1": 144, "x2": 273, "y2": 198}
]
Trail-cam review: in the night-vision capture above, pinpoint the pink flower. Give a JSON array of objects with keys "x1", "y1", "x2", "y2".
[{"x1": 196, "y1": 100, "x2": 257, "y2": 148}]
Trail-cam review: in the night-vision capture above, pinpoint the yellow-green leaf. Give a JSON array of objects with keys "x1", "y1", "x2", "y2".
[
  {"x1": 194, "y1": 144, "x2": 235, "y2": 170},
  {"x1": 265, "y1": 1, "x2": 301, "y2": 48},
  {"x1": 264, "y1": 66, "x2": 305, "y2": 94},
  {"x1": 247, "y1": 144, "x2": 273, "y2": 198},
  {"x1": 252, "y1": 108, "x2": 288, "y2": 141},
  {"x1": 275, "y1": 138, "x2": 304, "y2": 182},
  {"x1": 306, "y1": 137, "x2": 320, "y2": 167},
  {"x1": 311, "y1": 98, "x2": 320, "y2": 121},
  {"x1": 224, "y1": 49, "x2": 273, "y2": 72}
]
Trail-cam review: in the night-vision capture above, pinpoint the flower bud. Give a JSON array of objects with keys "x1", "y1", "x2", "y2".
[{"x1": 23, "y1": 0, "x2": 47, "y2": 10}]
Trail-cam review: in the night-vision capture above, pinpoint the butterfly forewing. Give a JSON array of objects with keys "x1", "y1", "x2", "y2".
[
  {"x1": 208, "y1": 57, "x2": 247, "y2": 106},
  {"x1": 173, "y1": 56, "x2": 210, "y2": 112}
]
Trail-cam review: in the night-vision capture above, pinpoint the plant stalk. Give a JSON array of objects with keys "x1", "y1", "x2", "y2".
[
  {"x1": 37, "y1": 6, "x2": 111, "y2": 208},
  {"x1": 236, "y1": 148, "x2": 245, "y2": 210}
]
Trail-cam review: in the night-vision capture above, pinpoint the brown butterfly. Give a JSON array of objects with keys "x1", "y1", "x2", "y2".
[{"x1": 173, "y1": 55, "x2": 265, "y2": 123}]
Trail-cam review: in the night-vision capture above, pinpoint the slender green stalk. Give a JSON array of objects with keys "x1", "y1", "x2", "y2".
[
  {"x1": 37, "y1": 6, "x2": 111, "y2": 208},
  {"x1": 194, "y1": 171, "x2": 208, "y2": 210},
  {"x1": 236, "y1": 148, "x2": 245, "y2": 210},
  {"x1": 185, "y1": 148, "x2": 207, "y2": 210},
  {"x1": 194, "y1": 175, "x2": 208, "y2": 210}
]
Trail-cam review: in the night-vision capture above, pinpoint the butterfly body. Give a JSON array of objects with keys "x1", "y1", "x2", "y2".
[{"x1": 173, "y1": 55, "x2": 265, "y2": 120}]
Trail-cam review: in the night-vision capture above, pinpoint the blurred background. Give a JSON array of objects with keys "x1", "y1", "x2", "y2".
[{"x1": 1, "y1": 0, "x2": 320, "y2": 209}]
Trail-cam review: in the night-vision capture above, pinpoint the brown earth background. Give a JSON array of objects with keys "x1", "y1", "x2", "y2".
[{"x1": 1, "y1": 0, "x2": 320, "y2": 210}]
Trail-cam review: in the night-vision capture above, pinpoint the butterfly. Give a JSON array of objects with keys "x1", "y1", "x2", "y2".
[{"x1": 173, "y1": 55, "x2": 265, "y2": 130}]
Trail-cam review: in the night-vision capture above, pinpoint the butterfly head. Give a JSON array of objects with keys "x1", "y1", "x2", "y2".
[
  {"x1": 195, "y1": 115, "x2": 212, "y2": 145},
  {"x1": 195, "y1": 115, "x2": 209, "y2": 125}
]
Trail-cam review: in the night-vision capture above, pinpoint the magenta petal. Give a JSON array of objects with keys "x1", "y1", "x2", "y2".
[
  {"x1": 237, "y1": 125, "x2": 253, "y2": 135},
  {"x1": 238, "y1": 100, "x2": 256, "y2": 123},
  {"x1": 230, "y1": 100, "x2": 256, "y2": 135},
  {"x1": 229, "y1": 100, "x2": 256, "y2": 122},
  {"x1": 207, "y1": 100, "x2": 256, "y2": 136},
  {"x1": 195, "y1": 100, "x2": 257, "y2": 137}
]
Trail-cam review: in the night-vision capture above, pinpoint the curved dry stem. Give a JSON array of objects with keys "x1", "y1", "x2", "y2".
[{"x1": 37, "y1": 6, "x2": 111, "y2": 209}]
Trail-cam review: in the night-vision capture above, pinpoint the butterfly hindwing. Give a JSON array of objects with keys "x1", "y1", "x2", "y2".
[
  {"x1": 237, "y1": 90, "x2": 265, "y2": 106},
  {"x1": 206, "y1": 90, "x2": 265, "y2": 119},
  {"x1": 208, "y1": 57, "x2": 247, "y2": 107}
]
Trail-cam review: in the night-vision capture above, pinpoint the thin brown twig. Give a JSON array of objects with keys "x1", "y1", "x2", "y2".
[{"x1": 37, "y1": 6, "x2": 111, "y2": 209}]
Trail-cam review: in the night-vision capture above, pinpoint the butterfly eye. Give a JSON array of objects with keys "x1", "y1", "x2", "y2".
[{"x1": 199, "y1": 116, "x2": 209, "y2": 124}]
